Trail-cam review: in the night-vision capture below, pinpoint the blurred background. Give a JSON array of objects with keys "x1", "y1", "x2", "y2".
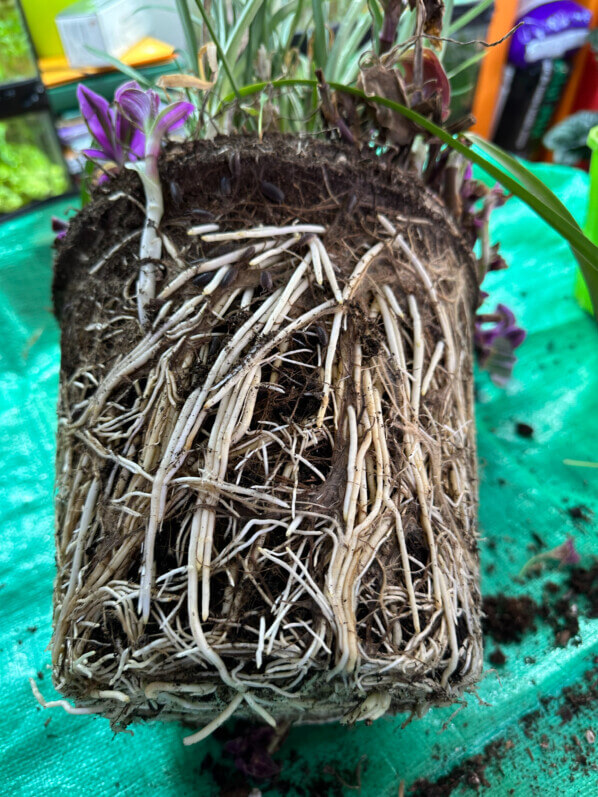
[{"x1": 1, "y1": 0, "x2": 597, "y2": 217}]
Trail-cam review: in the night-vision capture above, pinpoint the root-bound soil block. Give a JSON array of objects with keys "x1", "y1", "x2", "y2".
[{"x1": 51, "y1": 136, "x2": 482, "y2": 736}]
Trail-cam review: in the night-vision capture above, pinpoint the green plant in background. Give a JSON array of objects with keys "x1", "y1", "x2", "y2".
[
  {"x1": 544, "y1": 111, "x2": 598, "y2": 166},
  {"x1": 0, "y1": 118, "x2": 69, "y2": 213},
  {"x1": 85, "y1": 0, "x2": 598, "y2": 314},
  {"x1": 0, "y1": 0, "x2": 37, "y2": 85}
]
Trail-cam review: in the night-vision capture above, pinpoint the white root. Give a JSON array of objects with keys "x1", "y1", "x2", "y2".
[
  {"x1": 182, "y1": 693, "x2": 244, "y2": 745},
  {"x1": 55, "y1": 204, "x2": 479, "y2": 741}
]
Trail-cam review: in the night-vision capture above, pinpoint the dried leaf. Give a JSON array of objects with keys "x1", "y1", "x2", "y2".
[
  {"x1": 157, "y1": 74, "x2": 213, "y2": 91},
  {"x1": 199, "y1": 42, "x2": 218, "y2": 76},
  {"x1": 357, "y1": 64, "x2": 413, "y2": 146},
  {"x1": 422, "y1": 0, "x2": 444, "y2": 38},
  {"x1": 408, "y1": 0, "x2": 444, "y2": 38}
]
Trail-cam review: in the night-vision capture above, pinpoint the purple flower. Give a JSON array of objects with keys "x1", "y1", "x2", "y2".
[
  {"x1": 114, "y1": 80, "x2": 194, "y2": 160},
  {"x1": 51, "y1": 216, "x2": 68, "y2": 241},
  {"x1": 475, "y1": 303, "x2": 526, "y2": 386},
  {"x1": 77, "y1": 84, "x2": 145, "y2": 166},
  {"x1": 224, "y1": 726, "x2": 280, "y2": 780},
  {"x1": 114, "y1": 81, "x2": 160, "y2": 130}
]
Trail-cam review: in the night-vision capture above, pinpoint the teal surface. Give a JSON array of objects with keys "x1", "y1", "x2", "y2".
[{"x1": 1, "y1": 162, "x2": 597, "y2": 795}]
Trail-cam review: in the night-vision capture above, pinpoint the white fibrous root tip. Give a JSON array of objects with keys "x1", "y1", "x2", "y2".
[
  {"x1": 340, "y1": 692, "x2": 392, "y2": 725},
  {"x1": 30, "y1": 678, "x2": 98, "y2": 716}
]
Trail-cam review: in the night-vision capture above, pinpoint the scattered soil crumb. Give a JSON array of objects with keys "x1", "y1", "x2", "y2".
[
  {"x1": 489, "y1": 648, "x2": 506, "y2": 666},
  {"x1": 482, "y1": 595, "x2": 538, "y2": 643},
  {"x1": 569, "y1": 562, "x2": 598, "y2": 618},
  {"x1": 515, "y1": 422, "x2": 534, "y2": 438},
  {"x1": 568, "y1": 505, "x2": 592, "y2": 522},
  {"x1": 409, "y1": 740, "x2": 506, "y2": 795}
]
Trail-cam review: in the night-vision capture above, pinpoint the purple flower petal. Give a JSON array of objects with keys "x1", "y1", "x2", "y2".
[
  {"x1": 127, "y1": 127, "x2": 146, "y2": 159},
  {"x1": 77, "y1": 84, "x2": 119, "y2": 161},
  {"x1": 146, "y1": 101, "x2": 194, "y2": 158},
  {"x1": 557, "y1": 537, "x2": 581, "y2": 566},
  {"x1": 475, "y1": 303, "x2": 526, "y2": 385},
  {"x1": 154, "y1": 101, "x2": 195, "y2": 135},
  {"x1": 114, "y1": 107, "x2": 146, "y2": 160},
  {"x1": 114, "y1": 80, "x2": 142, "y2": 103},
  {"x1": 116, "y1": 83, "x2": 155, "y2": 130},
  {"x1": 82, "y1": 147, "x2": 112, "y2": 161},
  {"x1": 495, "y1": 304, "x2": 516, "y2": 325},
  {"x1": 51, "y1": 216, "x2": 69, "y2": 241}
]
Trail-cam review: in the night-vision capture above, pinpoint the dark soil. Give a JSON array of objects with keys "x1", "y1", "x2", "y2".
[
  {"x1": 410, "y1": 740, "x2": 507, "y2": 795},
  {"x1": 409, "y1": 657, "x2": 598, "y2": 794},
  {"x1": 53, "y1": 135, "x2": 478, "y2": 379},
  {"x1": 515, "y1": 422, "x2": 534, "y2": 438},
  {"x1": 569, "y1": 563, "x2": 598, "y2": 617},
  {"x1": 489, "y1": 648, "x2": 507, "y2": 666},
  {"x1": 482, "y1": 595, "x2": 538, "y2": 643},
  {"x1": 483, "y1": 557, "x2": 598, "y2": 649},
  {"x1": 567, "y1": 505, "x2": 592, "y2": 522}
]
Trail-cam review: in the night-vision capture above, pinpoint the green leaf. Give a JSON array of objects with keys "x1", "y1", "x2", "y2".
[
  {"x1": 446, "y1": 50, "x2": 486, "y2": 81},
  {"x1": 441, "y1": 0, "x2": 455, "y2": 57},
  {"x1": 84, "y1": 46, "x2": 153, "y2": 86},
  {"x1": 224, "y1": 0, "x2": 266, "y2": 69},
  {"x1": 311, "y1": 0, "x2": 327, "y2": 69},
  {"x1": 468, "y1": 134, "x2": 581, "y2": 231},
  {"x1": 447, "y1": 0, "x2": 494, "y2": 35},
  {"x1": 174, "y1": 0, "x2": 200, "y2": 76},
  {"x1": 80, "y1": 158, "x2": 94, "y2": 207},
  {"x1": 327, "y1": 0, "x2": 369, "y2": 81},
  {"x1": 543, "y1": 111, "x2": 598, "y2": 164},
  {"x1": 191, "y1": 0, "x2": 240, "y2": 99},
  {"x1": 366, "y1": 0, "x2": 384, "y2": 46}
]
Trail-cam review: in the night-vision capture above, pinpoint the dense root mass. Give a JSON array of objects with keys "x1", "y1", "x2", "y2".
[{"x1": 52, "y1": 137, "x2": 482, "y2": 735}]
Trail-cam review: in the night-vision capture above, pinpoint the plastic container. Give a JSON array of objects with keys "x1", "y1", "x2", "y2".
[
  {"x1": 0, "y1": 0, "x2": 72, "y2": 217},
  {"x1": 0, "y1": 112, "x2": 71, "y2": 215},
  {"x1": 19, "y1": 0, "x2": 72, "y2": 59},
  {"x1": 0, "y1": 0, "x2": 38, "y2": 86}
]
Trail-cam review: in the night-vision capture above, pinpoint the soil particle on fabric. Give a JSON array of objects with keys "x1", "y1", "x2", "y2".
[
  {"x1": 568, "y1": 563, "x2": 598, "y2": 618},
  {"x1": 409, "y1": 740, "x2": 506, "y2": 795},
  {"x1": 567, "y1": 505, "x2": 592, "y2": 522},
  {"x1": 515, "y1": 422, "x2": 534, "y2": 438},
  {"x1": 489, "y1": 648, "x2": 507, "y2": 666},
  {"x1": 482, "y1": 595, "x2": 538, "y2": 643},
  {"x1": 409, "y1": 658, "x2": 598, "y2": 794}
]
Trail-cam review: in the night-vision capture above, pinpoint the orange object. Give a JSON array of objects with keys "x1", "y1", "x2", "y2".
[
  {"x1": 38, "y1": 37, "x2": 176, "y2": 88},
  {"x1": 470, "y1": 0, "x2": 520, "y2": 138}
]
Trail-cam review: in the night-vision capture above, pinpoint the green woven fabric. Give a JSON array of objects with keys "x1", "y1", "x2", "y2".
[{"x1": 1, "y1": 163, "x2": 597, "y2": 795}]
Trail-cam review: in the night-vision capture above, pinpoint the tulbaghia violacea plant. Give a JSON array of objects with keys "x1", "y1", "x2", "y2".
[
  {"x1": 77, "y1": 81, "x2": 194, "y2": 325},
  {"x1": 114, "y1": 82, "x2": 194, "y2": 325},
  {"x1": 50, "y1": 0, "x2": 597, "y2": 749}
]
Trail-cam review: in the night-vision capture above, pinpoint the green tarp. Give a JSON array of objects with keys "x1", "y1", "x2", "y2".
[{"x1": 1, "y1": 161, "x2": 597, "y2": 795}]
